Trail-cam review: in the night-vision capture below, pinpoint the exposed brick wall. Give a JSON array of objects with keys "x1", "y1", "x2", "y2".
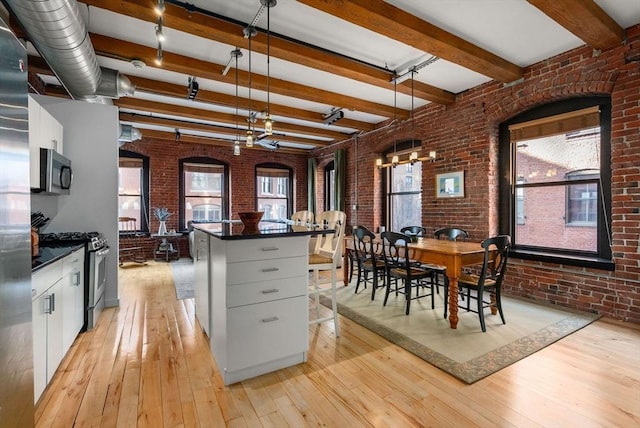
[
  {"x1": 118, "y1": 139, "x2": 308, "y2": 260},
  {"x1": 313, "y1": 24, "x2": 640, "y2": 323}
]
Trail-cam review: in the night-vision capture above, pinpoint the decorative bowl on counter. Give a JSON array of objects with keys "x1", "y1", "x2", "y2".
[{"x1": 238, "y1": 211, "x2": 264, "y2": 230}]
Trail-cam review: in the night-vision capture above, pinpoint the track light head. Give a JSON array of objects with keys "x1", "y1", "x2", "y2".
[
  {"x1": 323, "y1": 108, "x2": 344, "y2": 125},
  {"x1": 187, "y1": 77, "x2": 199, "y2": 100}
]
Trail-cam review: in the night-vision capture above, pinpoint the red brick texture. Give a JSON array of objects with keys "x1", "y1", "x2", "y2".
[{"x1": 313, "y1": 24, "x2": 640, "y2": 323}]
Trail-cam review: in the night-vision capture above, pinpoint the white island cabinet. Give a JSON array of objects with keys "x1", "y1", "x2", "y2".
[{"x1": 195, "y1": 223, "x2": 313, "y2": 385}]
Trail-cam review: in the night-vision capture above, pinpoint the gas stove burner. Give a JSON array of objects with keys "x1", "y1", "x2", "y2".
[{"x1": 40, "y1": 231, "x2": 104, "y2": 245}]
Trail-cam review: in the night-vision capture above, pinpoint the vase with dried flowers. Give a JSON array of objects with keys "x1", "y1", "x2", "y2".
[{"x1": 153, "y1": 207, "x2": 172, "y2": 235}]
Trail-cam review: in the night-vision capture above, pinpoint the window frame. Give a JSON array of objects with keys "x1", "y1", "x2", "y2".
[
  {"x1": 118, "y1": 150, "x2": 150, "y2": 233},
  {"x1": 324, "y1": 160, "x2": 335, "y2": 211},
  {"x1": 255, "y1": 163, "x2": 293, "y2": 220},
  {"x1": 179, "y1": 157, "x2": 229, "y2": 231},
  {"x1": 498, "y1": 96, "x2": 613, "y2": 270},
  {"x1": 382, "y1": 140, "x2": 422, "y2": 231}
]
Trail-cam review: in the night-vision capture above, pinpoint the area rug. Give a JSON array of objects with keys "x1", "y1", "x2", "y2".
[
  {"x1": 171, "y1": 258, "x2": 194, "y2": 300},
  {"x1": 320, "y1": 282, "x2": 600, "y2": 384}
]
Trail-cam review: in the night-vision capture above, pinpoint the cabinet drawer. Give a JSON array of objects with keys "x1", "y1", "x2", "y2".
[
  {"x1": 227, "y1": 296, "x2": 308, "y2": 371},
  {"x1": 32, "y1": 262, "x2": 63, "y2": 300},
  {"x1": 227, "y1": 275, "x2": 307, "y2": 308},
  {"x1": 226, "y1": 236, "x2": 308, "y2": 262},
  {"x1": 227, "y1": 256, "x2": 307, "y2": 285},
  {"x1": 62, "y1": 248, "x2": 83, "y2": 275}
]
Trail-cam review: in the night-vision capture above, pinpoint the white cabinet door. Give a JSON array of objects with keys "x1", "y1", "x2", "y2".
[
  {"x1": 32, "y1": 293, "x2": 48, "y2": 403},
  {"x1": 62, "y1": 248, "x2": 84, "y2": 351},
  {"x1": 194, "y1": 230, "x2": 210, "y2": 336},
  {"x1": 46, "y1": 280, "x2": 65, "y2": 384}
]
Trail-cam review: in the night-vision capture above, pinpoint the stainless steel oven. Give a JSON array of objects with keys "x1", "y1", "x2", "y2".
[{"x1": 87, "y1": 236, "x2": 109, "y2": 330}]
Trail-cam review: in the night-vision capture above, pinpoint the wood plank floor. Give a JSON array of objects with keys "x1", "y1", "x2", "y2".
[{"x1": 35, "y1": 260, "x2": 640, "y2": 427}]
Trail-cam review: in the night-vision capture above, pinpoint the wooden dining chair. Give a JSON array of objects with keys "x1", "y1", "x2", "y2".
[
  {"x1": 432, "y1": 227, "x2": 470, "y2": 298},
  {"x1": 118, "y1": 216, "x2": 146, "y2": 266},
  {"x1": 308, "y1": 210, "x2": 346, "y2": 336},
  {"x1": 291, "y1": 210, "x2": 314, "y2": 225},
  {"x1": 444, "y1": 235, "x2": 511, "y2": 331},
  {"x1": 380, "y1": 231, "x2": 435, "y2": 315},
  {"x1": 352, "y1": 226, "x2": 386, "y2": 300}
]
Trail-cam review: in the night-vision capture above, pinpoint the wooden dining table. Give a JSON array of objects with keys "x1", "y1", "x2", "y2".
[
  {"x1": 407, "y1": 238, "x2": 488, "y2": 329},
  {"x1": 343, "y1": 235, "x2": 488, "y2": 329}
]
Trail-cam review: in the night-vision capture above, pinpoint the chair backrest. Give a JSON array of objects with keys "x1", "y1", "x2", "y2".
[
  {"x1": 119, "y1": 217, "x2": 138, "y2": 234},
  {"x1": 478, "y1": 235, "x2": 511, "y2": 288},
  {"x1": 291, "y1": 210, "x2": 314, "y2": 225},
  {"x1": 400, "y1": 225, "x2": 427, "y2": 238},
  {"x1": 353, "y1": 225, "x2": 377, "y2": 263},
  {"x1": 380, "y1": 231, "x2": 411, "y2": 271},
  {"x1": 434, "y1": 227, "x2": 469, "y2": 241},
  {"x1": 313, "y1": 210, "x2": 346, "y2": 260}
]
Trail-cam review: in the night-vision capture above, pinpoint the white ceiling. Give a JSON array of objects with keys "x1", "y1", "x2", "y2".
[{"x1": 16, "y1": 0, "x2": 640, "y2": 152}]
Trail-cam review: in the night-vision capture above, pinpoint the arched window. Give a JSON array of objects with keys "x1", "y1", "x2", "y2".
[
  {"x1": 180, "y1": 157, "x2": 229, "y2": 230},
  {"x1": 382, "y1": 140, "x2": 422, "y2": 231},
  {"x1": 499, "y1": 97, "x2": 612, "y2": 269},
  {"x1": 118, "y1": 150, "x2": 149, "y2": 232},
  {"x1": 256, "y1": 163, "x2": 292, "y2": 219}
]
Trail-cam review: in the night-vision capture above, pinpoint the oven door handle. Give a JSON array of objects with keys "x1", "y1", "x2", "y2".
[{"x1": 96, "y1": 247, "x2": 110, "y2": 257}]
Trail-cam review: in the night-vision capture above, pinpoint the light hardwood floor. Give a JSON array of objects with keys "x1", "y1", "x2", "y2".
[{"x1": 35, "y1": 260, "x2": 640, "y2": 427}]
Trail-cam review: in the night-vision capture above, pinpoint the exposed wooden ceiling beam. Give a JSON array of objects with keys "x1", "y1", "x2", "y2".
[
  {"x1": 527, "y1": 0, "x2": 624, "y2": 50},
  {"x1": 127, "y1": 76, "x2": 376, "y2": 131},
  {"x1": 79, "y1": 0, "x2": 455, "y2": 105},
  {"x1": 114, "y1": 98, "x2": 348, "y2": 141},
  {"x1": 90, "y1": 33, "x2": 405, "y2": 119},
  {"x1": 118, "y1": 112, "x2": 329, "y2": 147},
  {"x1": 138, "y1": 129, "x2": 307, "y2": 155},
  {"x1": 298, "y1": 0, "x2": 523, "y2": 83}
]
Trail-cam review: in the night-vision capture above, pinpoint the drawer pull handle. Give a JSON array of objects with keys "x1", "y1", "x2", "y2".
[
  {"x1": 261, "y1": 247, "x2": 279, "y2": 251},
  {"x1": 261, "y1": 288, "x2": 279, "y2": 294},
  {"x1": 261, "y1": 267, "x2": 279, "y2": 272},
  {"x1": 73, "y1": 271, "x2": 81, "y2": 286},
  {"x1": 261, "y1": 316, "x2": 279, "y2": 323}
]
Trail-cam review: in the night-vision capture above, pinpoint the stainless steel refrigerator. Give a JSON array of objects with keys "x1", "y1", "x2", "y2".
[{"x1": 0, "y1": 15, "x2": 34, "y2": 427}]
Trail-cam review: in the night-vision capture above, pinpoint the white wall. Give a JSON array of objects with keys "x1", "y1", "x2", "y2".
[{"x1": 30, "y1": 95, "x2": 120, "y2": 308}]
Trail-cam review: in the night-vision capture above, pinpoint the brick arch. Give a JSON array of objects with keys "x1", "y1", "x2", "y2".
[{"x1": 485, "y1": 69, "x2": 619, "y2": 127}]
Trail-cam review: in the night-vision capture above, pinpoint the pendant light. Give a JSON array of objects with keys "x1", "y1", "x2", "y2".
[
  {"x1": 244, "y1": 25, "x2": 257, "y2": 147},
  {"x1": 262, "y1": 0, "x2": 276, "y2": 136},
  {"x1": 233, "y1": 48, "x2": 242, "y2": 156},
  {"x1": 409, "y1": 71, "x2": 418, "y2": 162}
]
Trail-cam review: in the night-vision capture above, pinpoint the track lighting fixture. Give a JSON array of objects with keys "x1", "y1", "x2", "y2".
[
  {"x1": 174, "y1": 129, "x2": 181, "y2": 142},
  {"x1": 187, "y1": 76, "x2": 198, "y2": 100},
  {"x1": 323, "y1": 108, "x2": 344, "y2": 125},
  {"x1": 155, "y1": 43, "x2": 163, "y2": 65},
  {"x1": 155, "y1": 17, "x2": 165, "y2": 42}
]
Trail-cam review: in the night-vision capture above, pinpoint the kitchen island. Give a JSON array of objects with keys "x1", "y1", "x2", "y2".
[{"x1": 193, "y1": 221, "x2": 330, "y2": 385}]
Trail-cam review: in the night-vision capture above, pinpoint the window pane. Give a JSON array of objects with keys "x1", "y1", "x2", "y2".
[
  {"x1": 514, "y1": 185, "x2": 597, "y2": 251},
  {"x1": 118, "y1": 195, "x2": 141, "y2": 227},
  {"x1": 515, "y1": 127, "x2": 600, "y2": 185},
  {"x1": 391, "y1": 163, "x2": 421, "y2": 192},
  {"x1": 185, "y1": 197, "x2": 222, "y2": 224},
  {"x1": 119, "y1": 167, "x2": 141, "y2": 194},
  {"x1": 568, "y1": 182, "x2": 598, "y2": 224},
  {"x1": 257, "y1": 167, "x2": 290, "y2": 219},
  {"x1": 390, "y1": 193, "x2": 421, "y2": 232},
  {"x1": 185, "y1": 171, "x2": 222, "y2": 196}
]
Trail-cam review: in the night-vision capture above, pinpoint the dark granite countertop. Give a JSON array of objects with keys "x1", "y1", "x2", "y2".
[
  {"x1": 193, "y1": 220, "x2": 334, "y2": 241},
  {"x1": 32, "y1": 243, "x2": 84, "y2": 273}
]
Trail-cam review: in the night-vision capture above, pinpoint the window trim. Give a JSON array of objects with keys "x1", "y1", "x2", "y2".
[
  {"x1": 118, "y1": 150, "x2": 150, "y2": 233},
  {"x1": 255, "y1": 163, "x2": 293, "y2": 219},
  {"x1": 498, "y1": 96, "x2": 613, "y2": 270},
  {"x1": 179, "y1": 157, "x2": 229, "y2": 231}
]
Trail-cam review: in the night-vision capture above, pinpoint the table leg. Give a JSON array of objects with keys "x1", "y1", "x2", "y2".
[{"x1": 448, "y1": 275, "x2": 459, "y2": 329}]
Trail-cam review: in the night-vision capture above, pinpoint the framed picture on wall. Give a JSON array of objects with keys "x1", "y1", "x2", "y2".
[{"x1": 436, "y1": 171, "x2": 464, "y2": 198}]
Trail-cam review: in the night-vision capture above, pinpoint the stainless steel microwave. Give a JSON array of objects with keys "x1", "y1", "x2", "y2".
[{"x1": 33, "y1": 148, "x2": 73, "y2": 195}]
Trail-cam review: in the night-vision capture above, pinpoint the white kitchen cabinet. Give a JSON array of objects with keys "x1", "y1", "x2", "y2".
[
  {"x1": 61, "y1": 247, "x2": 85, "y2": 352},
  {"x1": 29, "y1": 95, "x2": 64, "y2": 189},
  {"x1": 194, "y1": 229, "x2": 210, "y2": 336},
  {"x1": 31, "y1": 246, "x2": 84, "y2": 402},
  {"x1": 207, "y1": 234, "x2": 310, "y2": 385}
]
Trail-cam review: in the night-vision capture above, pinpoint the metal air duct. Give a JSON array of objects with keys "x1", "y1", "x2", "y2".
[
  {"x1": 4, "y1": 0, "x2": 133, "y2": 101},
  {"x1": 118, "y1": 124, "x2": 142, "y2": 146}
]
